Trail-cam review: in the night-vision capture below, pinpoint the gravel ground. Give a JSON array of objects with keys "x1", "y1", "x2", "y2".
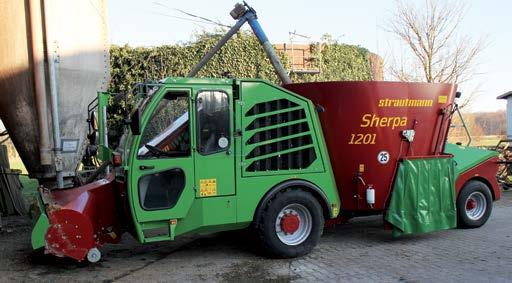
[{"x1": 1, "y1": 191, "x2": 512, "y2": 282}]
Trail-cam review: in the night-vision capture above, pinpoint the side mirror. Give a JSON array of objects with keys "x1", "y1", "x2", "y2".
[{"x1": 130, "y1": 108, "x2": 142, "y2": 135}]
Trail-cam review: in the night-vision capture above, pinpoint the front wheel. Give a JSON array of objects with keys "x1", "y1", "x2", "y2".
[
  {"x1": 255, "y1": 189, "x2": 324, "y2": 258},
  {"x1": 457, "y1": 180, "x2": 493, "y2": 228}
]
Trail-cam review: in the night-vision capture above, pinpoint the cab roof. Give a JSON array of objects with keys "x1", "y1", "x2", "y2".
[
  {"x1": 161, "y1": 77, "x2": 233, "y2": 85},
  {"x1": 161, "y1": 77, "x2": 271, "y2": 85}
]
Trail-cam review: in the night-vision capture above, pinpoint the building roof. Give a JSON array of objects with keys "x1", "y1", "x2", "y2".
[{"x1": 497, "y1": 91, "x2": 512, "y2": 99}]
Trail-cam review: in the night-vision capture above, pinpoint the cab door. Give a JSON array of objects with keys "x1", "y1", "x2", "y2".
[
  {"x1": 129, "y1": 89, "x2": 194, "y2": 242},
  {"x1": 194, "y1": 89, "x2": 235, "y2": 197}
]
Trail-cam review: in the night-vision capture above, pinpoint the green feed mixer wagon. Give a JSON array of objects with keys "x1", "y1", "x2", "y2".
[{"x1": 0, "y1": 2, "x2": 500, "y2": 263}]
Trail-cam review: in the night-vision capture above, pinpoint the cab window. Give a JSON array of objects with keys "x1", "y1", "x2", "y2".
[
  {"x1": 138, "y1": 91, "x2": 190, "y2": 158},
  {"x1": 196, "y1": 91, "x2": 230, "y2": 155}
]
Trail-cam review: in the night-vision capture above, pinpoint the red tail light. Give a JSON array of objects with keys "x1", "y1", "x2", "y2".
[{"x1": 112, "y1": 153, "x2": 122, "y2": 167}]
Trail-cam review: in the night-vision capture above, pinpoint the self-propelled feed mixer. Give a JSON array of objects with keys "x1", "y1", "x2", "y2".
[
  {"x1": 0, "y1": 2, "x2": 499, "y2": 263},
  {"x1": 30, "y1": 76, "x2": 499, "y2": 262}
]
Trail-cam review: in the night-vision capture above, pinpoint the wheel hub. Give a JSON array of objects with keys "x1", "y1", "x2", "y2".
[
  {"x1": 466, "y1": 199, "x2": 477, "y2": 210},
  {"x1": 465, "y1": 191, "x2": 487, "y2": 221},
  {"x1": 280, "y1": 213, "x2": 300, "y2": 234},
  {"x1": 275, "y1": 204, "x2": 313, "y2": 246}
]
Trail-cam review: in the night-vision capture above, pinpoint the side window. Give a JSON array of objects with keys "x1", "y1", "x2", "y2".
[
  {"x1": 197, "y1": 91, "x2": 230, "y2": 155},
  {"x1": 138, "y1": 91, "x2": 190, "y2": 159},
  {"x1": 139, "y1": 168, "x2": 185, "y2": 210}
]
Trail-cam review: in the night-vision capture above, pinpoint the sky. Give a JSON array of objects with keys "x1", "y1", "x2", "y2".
[{"x1": 108, "y1": 0, "x2": 512, "y2": 113}]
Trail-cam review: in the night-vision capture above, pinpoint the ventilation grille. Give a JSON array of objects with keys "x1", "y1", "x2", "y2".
[
  {"x1": 246, "y1": 109, "x2": 305, "y2": 131},
  {"x1": 244, "y1": 99, "x2": 316, "y2": 172},
  {"x1": 246, "y1": 99, "x2": 298, "y2": 116},
  {"x1": 247, "y1": 121, "x2": 309, "y2": 144},
  {"x1": 247, "y1": 148, "x2": 316, "y2": 172}
]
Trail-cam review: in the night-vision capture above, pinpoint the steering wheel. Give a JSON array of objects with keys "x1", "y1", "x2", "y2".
[
  {"x1": 145, "y1": 144, "x2": 188, "y2": 157},
  {"x1": 145, "y1": 144, "x2": 171, "y2": 156}
]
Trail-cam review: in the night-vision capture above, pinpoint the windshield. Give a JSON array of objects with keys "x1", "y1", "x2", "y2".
[
  {"x1": 115, "y1": 84, "x2": 161, "y2": 159},
  {"x1": 137, "y1": 91, "x2": 190, "y2": 159}
]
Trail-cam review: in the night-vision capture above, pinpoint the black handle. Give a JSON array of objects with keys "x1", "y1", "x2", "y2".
[{"x1": 139, "y1": 165, "x2": 155, "y2": 170}]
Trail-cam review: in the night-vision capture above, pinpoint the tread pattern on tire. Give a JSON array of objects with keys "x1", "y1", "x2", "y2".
[
  {"x1": 254, "y1": 188, "x2": 324, "y2": 258},
  {"x1": 457, "y1": 180, "x2": 492, "y2": 229}
]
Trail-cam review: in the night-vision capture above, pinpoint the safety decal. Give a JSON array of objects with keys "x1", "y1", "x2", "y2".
[{"x1": 199, "y1": 179, "x2": 217, "y2": 197}]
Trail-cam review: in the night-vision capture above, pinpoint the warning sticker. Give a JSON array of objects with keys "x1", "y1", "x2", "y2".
[
  {"x1": 438, "y1": 96, "x2": 447, "y2": 104},
  {"x1": 199, "y1": 179, "x2": 217, "y2": 197}
]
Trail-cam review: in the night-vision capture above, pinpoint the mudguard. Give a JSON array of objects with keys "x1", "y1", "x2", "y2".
[{"x1": 386, "y1": 156, "x2": 457, "y2": 236}]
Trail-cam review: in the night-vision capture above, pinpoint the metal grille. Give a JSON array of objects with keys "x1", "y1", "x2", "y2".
[
  {"x1": 244, "y1": 99, "x2": 316, "y2": 172},
  {"x1": 245, "y1": 98, "x2": 298, "y2": 116}
]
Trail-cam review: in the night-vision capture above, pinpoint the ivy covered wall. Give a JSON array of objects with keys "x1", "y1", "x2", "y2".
[{"x1": 109, "y1": 31, "x2": 376, "y2": 93}]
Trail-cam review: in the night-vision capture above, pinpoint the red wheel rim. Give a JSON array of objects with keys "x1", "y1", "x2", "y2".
[{"x1": 280, "y1": 213, "x2": 300, "y2": 234}]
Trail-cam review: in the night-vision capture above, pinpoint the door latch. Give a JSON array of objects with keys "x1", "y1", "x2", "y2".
[{"x1": 139, "y1": 165, "x2": 155, "y2": 170}]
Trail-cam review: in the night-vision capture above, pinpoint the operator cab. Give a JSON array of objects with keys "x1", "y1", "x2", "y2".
[{"x1": 125, "y1": 81, "x2": 236, "y2": 242}]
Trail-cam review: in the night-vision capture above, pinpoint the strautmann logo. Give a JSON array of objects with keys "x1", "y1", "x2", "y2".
[{"x1": 378, "y1": 98, "x2": 433, "y2": 107}]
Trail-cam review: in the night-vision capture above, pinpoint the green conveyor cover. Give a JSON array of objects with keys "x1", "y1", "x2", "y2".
[{"x1": 385, "y1": 157, "x2": 457, "y2": 236}]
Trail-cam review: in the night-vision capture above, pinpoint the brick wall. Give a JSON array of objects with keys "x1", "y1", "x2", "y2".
[{"x1": 274, "y1": 43, "x2": 384, "y2": 80}]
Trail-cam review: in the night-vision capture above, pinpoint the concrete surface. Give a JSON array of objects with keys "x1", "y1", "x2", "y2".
[{"x1": 1, "y1": 191, "x2": 512, "y2": 283}]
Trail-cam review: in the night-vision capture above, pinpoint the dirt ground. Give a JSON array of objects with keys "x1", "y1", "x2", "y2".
[{"x1": 1, "y1": 191, "x2": 512, "y2": 283}]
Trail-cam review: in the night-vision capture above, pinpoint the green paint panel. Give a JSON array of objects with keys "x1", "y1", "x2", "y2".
[
  {"x1": 31, "y1": 196, "x2": 49, "y2": 249},
  {"x1": 97, "y1": 92, "x2": 113, "y2": 162},
  {"x1": 175, "y1": 196, "x2": 238, "y2": 236},
  {"x1": 445, "y1": 143, "x2": 497, "y2": 175},
  {"x1": 386, "y1": 157, "x2": 457, "y2": 236},
  {"x1": 193, "y1": 86, "x2": 235, "y2": 198}
]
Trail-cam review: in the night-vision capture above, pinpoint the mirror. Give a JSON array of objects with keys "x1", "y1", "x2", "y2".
[{"x1": 130, "y1": 108, "x2": 142, "y2": 135}]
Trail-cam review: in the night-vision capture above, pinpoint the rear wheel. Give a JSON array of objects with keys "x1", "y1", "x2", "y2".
[
  {"x1": 457, "y1": 180, "x2": 493, "y2": 228},
  {"x1": 255, "y1": 189, "x2": 324, "y2": 258}
]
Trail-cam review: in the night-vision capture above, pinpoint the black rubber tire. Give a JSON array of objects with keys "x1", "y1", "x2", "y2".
[
  {"x1": 255, "y1": 188, "x2": 324, "y2": 258},
  {"x1": 457, "y1": 180, "x2": 493, "y2": 228}
]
